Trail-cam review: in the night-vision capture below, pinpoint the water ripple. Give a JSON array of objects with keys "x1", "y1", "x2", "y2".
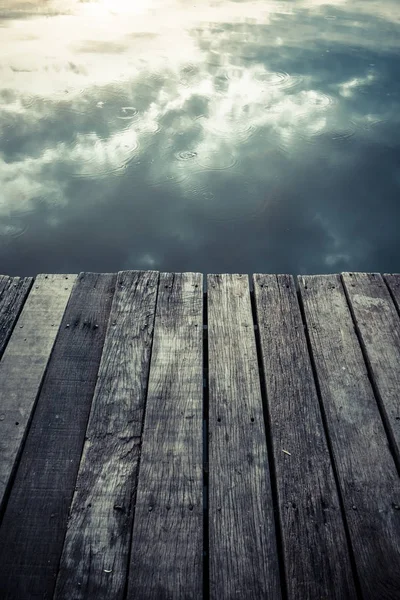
[
  {"x1": 71, "y1": 135, "x2": 140, "y2": 180},
  {"x1": 255, "y1": 70, "x2": 304, "y2": 92},
  {"x1": 298, "y1": 121, "x2": 356, "y2": 144},
  {"x1": 174, "y1": 148, "x2": 238, "y2": 174},
  {"x1": 0, "y1": 221, "x2": 28, "y2": 243},
  {"x1": 199, "y1": 116, "x2": 258, "y2": 144},
  {"x1": 196, "y1": 151, "x2": 238, "y2": 172},
  {"x1": 306, "y1": 90, "x2": 337, "y2": 109},
  {"x1": 175, "y1": 150, "x2": 198, "y2": 161},
  {"x1": 117, "y1": 106, "x2": 139, "y2": 120}
]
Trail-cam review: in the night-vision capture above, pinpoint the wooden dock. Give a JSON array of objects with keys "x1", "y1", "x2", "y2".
[{"x1": 0, "y1": 271, "x2": 399, "y2": 600}]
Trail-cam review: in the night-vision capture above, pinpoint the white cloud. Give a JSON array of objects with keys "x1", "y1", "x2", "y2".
[
  {"x1": 338, "y1": 72, "x2": 375, "y2": 98},
  {"x1": 0, "y1": 124, "x2": 141, "y2": 216},
  {"x1": 135, "y1": 253, "x2": 158, "y2": 268}
]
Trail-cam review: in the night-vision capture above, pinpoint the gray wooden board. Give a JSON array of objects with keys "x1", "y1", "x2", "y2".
[
  {"x1": 207, "y1": 274, "x2": 281, "y2": 600},
  {"x1": 385, "y1": 274, "x2": 400, "y2": 314},
  {"x1": 0, "y1": 272, "x2": 116, "y2": 600},
  {"x1": 0, "y1": 274, "x2": 76, "y2": 512},
  {"x1": 0, "y1": 275, "x2": 33, "y2": 359},
  {"x1": 253, "y1": 274, "x2": 356, "y2": 599},
  {"x1": 299, "y1": 274, "x2": 400, "y2": 600},
  {"x1": 127, "y1": 272, "x2": 203, "y2": 600},
  {"x1": 342, "y1": 272, "x2": 400, "y2": 467},
  {"x1": 54, "y1": 270, "x2": 159, "y2": 600}
]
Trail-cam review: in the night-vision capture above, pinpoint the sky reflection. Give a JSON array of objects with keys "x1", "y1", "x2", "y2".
[{"x1": 1, "y1": 0, "x2": 400, "y2": 275}]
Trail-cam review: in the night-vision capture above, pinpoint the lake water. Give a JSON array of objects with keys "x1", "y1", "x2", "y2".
[{"x1": 1, "y1": 0, "x2": 400, "y2": 276}]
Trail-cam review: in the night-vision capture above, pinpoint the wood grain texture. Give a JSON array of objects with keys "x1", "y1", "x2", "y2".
[
  {"x1": 54, "y1": 271, "x2": 159, "y2": 600},
  {"x1": 0, "y1": 274, "x2": 76, "y2": 513},
  {"x1": 253, "y1": 274, "x2": 356, "y2": 599},
  {"x1": 342, "y1": 272, "x2": 400, "y2": 467},
  {"x1": 384, "y1": 274, "x2": 400, "y2": 313},
  {"x1": 127, "y1": 272, "x2": 203, "y2": 600},
  {"x1": 0, "y1": 273, "x2": 116, "y2": 600},
  {"x1": 208, "y1": 274, "x2": 281, "y2": 600},
  {"x1": 0, "y1": 275, "x2": 33, "y2": 359},
  {"x1": 299, "y1": 274, "x2": 400, "y2": 600}
]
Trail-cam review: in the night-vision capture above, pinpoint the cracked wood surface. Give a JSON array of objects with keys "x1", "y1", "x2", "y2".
[
  {"x1": 0, "y1": 275, "x2": 32, "y2": 359},
  {"x1": 299, "y1": 274, "x2": 400, "y2": 600},
  {"x1": 254, "y1": 274, "x2": 356, "y2": 600},
  {"x1": 0, "y1": 273, "x2": 116, "y2": 600},
  {"x1": 0, "y1": 271, "x2": 399, "y2": 600},
  {"x1": 54, "y1": 271, "x2": 159, "y2": 600},
  {"x1": 0, "y1": 274, "x2": 76, "y2": 512},
  {"x1": 208, "y1": 274, "x2": 281, "y2": 600},
  {"x1": 342, "y1": 272, "x2": 400, "y2": 467},
  {"x1": 127, "y1": 272, "x2": 203, "y2": 600}
]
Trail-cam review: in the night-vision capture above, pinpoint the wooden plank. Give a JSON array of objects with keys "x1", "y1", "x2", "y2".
[
  {"x1": 208, "y1": 274, "x2": 281, "y2": 600},
  {"x1": 54, "y1": 270, "x2": 159, "y2": 600},
  {"x1": 0, "y1": 274, "x2": 76, "y2": 512},
  {"x1": 253, "y1": 274, "x2": 356, "y2": 599},
  {"x1": 342, "y1": 272, "x2": 400, "y2": 467},
  {"x1": 299, "y1": 274, "x2": 400, "y2": 600},
  {"x1": 127, "y1": 272, "x2": 203, "y2": 599},
  {"x1": 0, "y1": 275, "x2": 33, "y2": 358},
  {"x1": 385, "y1": 274, "x2": 400, "y2": 313},
  {"x1": 0, "y1": 272, "x2": 116, "y2": 600}
]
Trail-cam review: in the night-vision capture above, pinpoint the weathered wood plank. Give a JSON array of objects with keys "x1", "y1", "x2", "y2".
[
  {"x1": 127, "y1": 272, "x2": 203, "y2": 600},
  {"x1": 0, "y1": 273, "x2": 116, "y2": 600},
  {"x1": 342, "y1": 272, "x2": 400, "y2": 467},
  {"x1": 384, "y1": 274, "x2": 400, "y2": 313},
  {"x1": 208, "y1": 274, "x2": 281, "y2": 600},
  {"x1": 0, "y1": 274, "x2": 76, "y2": 512},
  {"x1": 299, "y1": 274, "x2": 400, "y2": 600},
  {"x1": 54, "y1": 270, "x2": 159, "y2": 600},
  {"x1": 253, "y1": 274, "x2": 356, "y2": 599},
  {"x1": 0, "y1": 275, "x2": 33, "y2": 358}
]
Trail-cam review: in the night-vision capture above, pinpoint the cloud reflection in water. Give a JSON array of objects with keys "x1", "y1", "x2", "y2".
[{"x1": 0, "y1": 0, "x2": 400, "y2": 275}]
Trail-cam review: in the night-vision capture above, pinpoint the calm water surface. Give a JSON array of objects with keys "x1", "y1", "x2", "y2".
[{"x1": 1, "y1": 0, "x2": 400, "y2": 275}]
